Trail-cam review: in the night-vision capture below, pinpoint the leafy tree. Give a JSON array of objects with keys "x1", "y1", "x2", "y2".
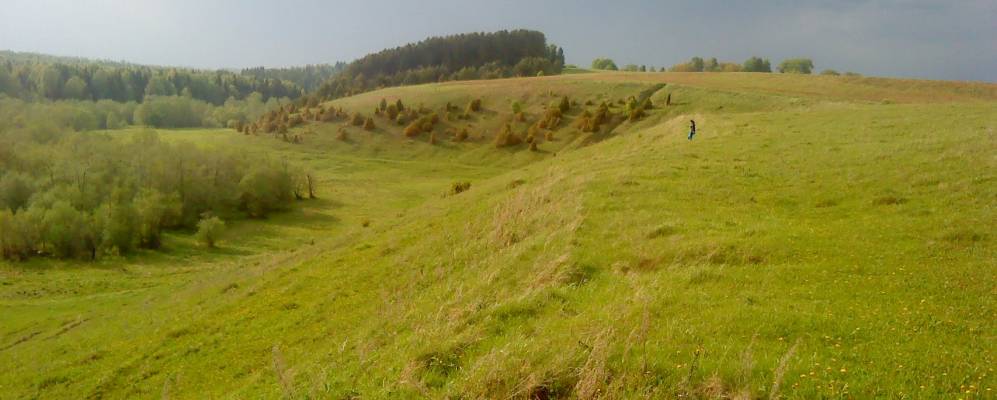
[
  {"x1": 237, "y1": 165, "x2": 292, "y2": 218},
  {"x1": 134, "y1": 189, "x2": 181, "y2": 249},
  {"x1": 195, "y1": 216, "x2": 225, "y2": 248},
  {"x1": 743, "y1": 57, "x2": 772, "y2": 73},
  {"x1": 591, "y1": 58, "x2": 619, "y2": 70},
  {"x1": 690, "y1": 57, "x2": 705, "y2": 72},
  {"x1": 704, "y1": 58, "x2": 719, "y2": 72},
  {"x1": 98, "y1": 199, "x2": 138, "y2": 255},
  {"x1": 42, "y1": 201, "x2": 89, "y2": 258},
  {"x1": 778, "y1": 58, "x2": 815, "y2": 74},
  {"x1": 62, "y1": 76, "x2": 89, "y2": 100},
  {"x1": 0, "y1": 172, "x2": 35, "y2": 212}
]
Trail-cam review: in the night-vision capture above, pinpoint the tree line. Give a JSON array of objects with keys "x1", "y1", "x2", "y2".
[
  {"x1": 592, "y1": 56, "x2": 857, "y2": 76},
  {"x1": 315, "y1": 30, "x2": 565, "y2": 100},
  {"x1": 0, "y1": 106, "x2": 313, "y2": 261},
  {"x1": 0, "y1": 50, "x2": 343, "y2": 104}
]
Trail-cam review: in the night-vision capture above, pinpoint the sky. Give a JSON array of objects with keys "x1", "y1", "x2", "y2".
[{"x1": 1, "y1": 0, "x2": 995, "y2": 82}]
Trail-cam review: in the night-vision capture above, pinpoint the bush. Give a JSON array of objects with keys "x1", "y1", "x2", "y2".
[
  {"x1": 350, "y1": 113, "x2": 365, "y2": 126},
  {"x1": 450, "y1": 181, "x2": 471, "y2": 195},
  {"x1": 591, "y1": 58, "x2": 618, "y2": 70},
  {"x1": 558, "y1": 96, "x2": 570, "y2": 113},
  {"x1": 743, "y1": 57, "x2": 772, "y2": 73},
  {"x1": 404, "y1": 120, "x2": 422, "y2": 137},
  {"x1": 821, "y1": 69, "x2": 840, "y2": 76},
  {"x1": 494, "y1": 123, "x2": 522, "y2": 148},
  {"x1": 0, "y1": 172, "x2": 35, "y2": 212},
  {"x1": 454, "y1": 127, "x2": 469, "y2": 142},
  {"x1": 363, "y1": 117, "x2": 375, "y2": 130},
  {"x1": 467, "y1": 99, "x2": 482, "y2": 112},
  {"x1": 386, "y1": 104, "x2": 399, "y2": 120},
  {"x1": 238, "y1": 165, "x2": 294, "y2": 218},
  {"x1": 778, "y1": 58, "x2": 814, "y2": 74},
  {"x1": 195, "y1": 216, "x2": 225, "y2": 248}
]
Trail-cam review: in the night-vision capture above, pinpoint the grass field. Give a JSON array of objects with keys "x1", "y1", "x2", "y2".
[{"x1": 1, "y1": 72, "x2": 995, "y2": 399}]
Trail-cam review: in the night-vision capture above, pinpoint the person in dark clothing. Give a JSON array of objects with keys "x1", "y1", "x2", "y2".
[{"x1": 688, "y1": 119, "x2": 696, "y2": 140}]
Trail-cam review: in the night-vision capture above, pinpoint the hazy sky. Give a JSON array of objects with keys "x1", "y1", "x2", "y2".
[{"x1": 2, "y1": 0, "x2": 995, "y2": 81}]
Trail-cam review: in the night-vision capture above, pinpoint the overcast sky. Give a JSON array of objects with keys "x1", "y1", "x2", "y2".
[{"x1": 1, "y1": 0, "x2": 995, "y2": 81}]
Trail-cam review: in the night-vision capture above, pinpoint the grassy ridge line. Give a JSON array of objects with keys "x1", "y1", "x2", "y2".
[{"x1": 553, "y1": 71, "x2": 997, "y2": 103}]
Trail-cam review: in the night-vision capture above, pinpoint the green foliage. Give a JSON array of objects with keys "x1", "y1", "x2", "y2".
[
  {"x1": 821, "y1": 69, "x2": 841, "y2": 76},
  {"x1": 704, "y1": 57, "x2": 719, "y2": 72},
  {"x1": 134, "y1": 189, "x2": 182, "y2": 249},
  {"x1": 195, "y1": 216, "x2": 225, "y2": 248},
  {"x1": 0, "y1": 172, "x2": 35, "y2": 212},
  {"x1": 0, "y1": 50, "x2": 308, "y2": 104},
  {"x1": 135, "y1": 96, "x2": 217, "y2": 128},
  {"x1": 0, "y1": 128, "x2": 304, "y2": 260},
  {"x1": 237, "y1": 165, "x2": 294, "y2": 218},
  {"x1": 590, "y1": 58, "x2": 618, "y2": 70},
  {"x1": 778, "y1": 58, "x2": 815, "y2": 74},
  {"x1": 513, "y1": 57, "x2": 562, "y2": 77},
  {"x1": 743, "y1": 56, "x2": 773, "y2": 72}
]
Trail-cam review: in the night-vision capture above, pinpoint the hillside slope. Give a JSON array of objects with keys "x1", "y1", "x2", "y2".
[{"x1": 1, "y1": 72, "x2": 995, "y2": 399}]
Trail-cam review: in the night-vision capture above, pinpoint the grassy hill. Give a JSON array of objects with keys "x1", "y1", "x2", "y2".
[{"x1": 1, "y1": 72, "x2": 995, "y2": 399}]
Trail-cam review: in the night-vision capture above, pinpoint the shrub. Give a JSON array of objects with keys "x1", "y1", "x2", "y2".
[
  {"x1": 238, "y1": 166, "x2": 293, "y2": 218},
  {"x1": 350, "y1": 113, "x2": 364, "y2": 126},
  {"x1": 467, "y1": 99, "x2": 482, "y2": 113},
  {"x1": 558, "y1": 96, "x2": 570, "y2": 113},
  {"x1": 395, "y1": 99, "x2": 405, "y2": 111},
  {"x1": 591, "y1": 58, "x2": 618, "y2": 70},
  {"x1": 337, "y1": 127, "x2": 348, "y2": 141},
  {"x1": 743, "y1": 56, "x2": 773, "y2": 72},
  {"x1": 494, "y1": 123, "x2": 522, "y2": 148},
  {"x1": 363, "y1": 117, "x2": 375, "y2": 130},
  {"x1": 386, "y1": 104, "x2": 399, "y2": 119},
  {"x1": 454, "y1": 127, "x2": 469, "y2": 142},
  {"x1": 404, "y1": 121, "x2": 422, "y2": 137},
  {"x1": 821, "y1": 69, "x2": 840, "y2": 76},
  {"x1": 429, "y1": 132, "x2": 437, "y2": 145},
  {"x1": 0, "y1": 172, "x2": 35, "y2": 212},
  {"x1": 379, "y1": 98, "x2": 387, "y2": 111},
  {"x1": 451, "y1": 181, "x2": 471, "y2": 195},
  {"x1": 778, "y1": 58, "x2": 815, "y2": 74},
  {"x1": 512, "y1": 101, "x2": 522, "y2": 114},
  {"x1": 195, "y1": 216, "x2": 225, "y2": 248}
]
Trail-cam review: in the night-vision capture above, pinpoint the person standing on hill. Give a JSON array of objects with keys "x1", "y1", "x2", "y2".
[{"x1": 688, "y1": 119, "x2": 696, "y2": 140}]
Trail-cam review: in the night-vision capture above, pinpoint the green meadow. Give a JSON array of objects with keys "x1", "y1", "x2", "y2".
[{"x1": 1, "y1": 72, "x2": 995, "y2": 399}]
